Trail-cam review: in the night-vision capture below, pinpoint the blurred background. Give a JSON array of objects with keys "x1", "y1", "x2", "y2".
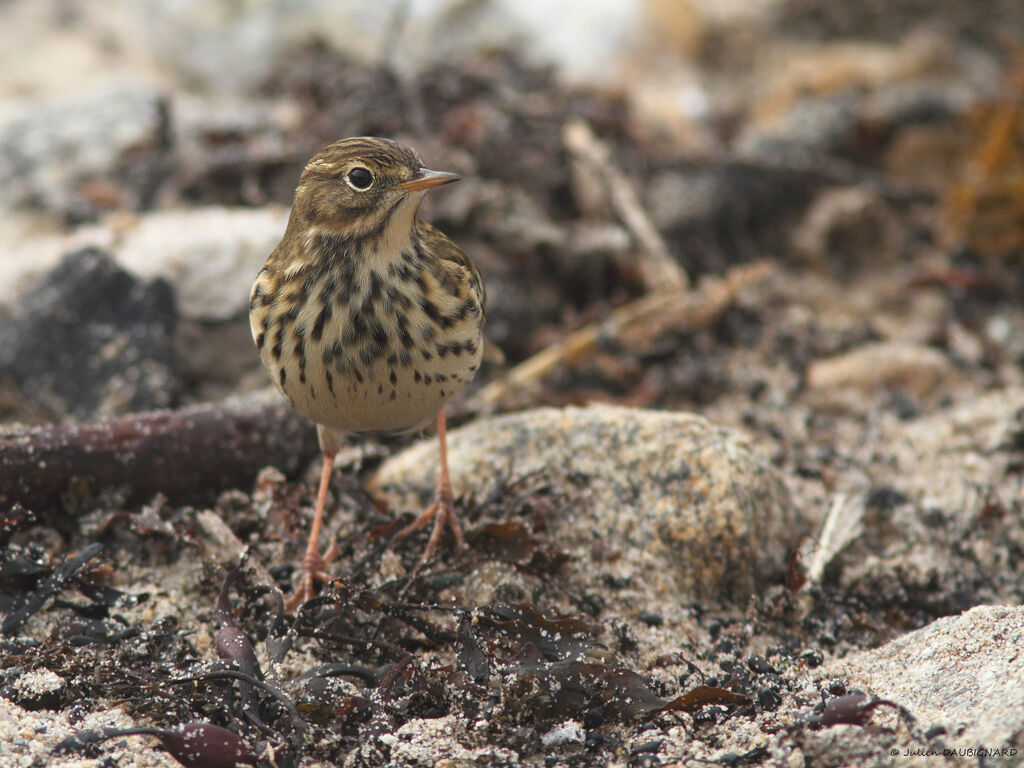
[
  {"x1": 2, "y1": 5, "x2": 1024, "y2": 763},
  {"x1": 0, "y1": 0, "x2": 1021, "y2": 425}
]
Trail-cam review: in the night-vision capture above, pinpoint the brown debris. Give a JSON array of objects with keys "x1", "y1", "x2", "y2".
[
  {"x1": 501, "y1": 653, "x2": 751, "y2": 724},
  {"x1": 943, "y1": 57, "x2": 1024, "y2": 258},
  {"x1": 476, "y1": 260, "x2": 772, "y2": 407},
  {"x1": 54, "y1": 723, "x2": 258, "y2": 768}
]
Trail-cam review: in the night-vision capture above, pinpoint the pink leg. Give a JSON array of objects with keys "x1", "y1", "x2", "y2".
[
  {"x1": 396, "y1": 410, "x2": 465, "y2": 564},
  {"x1": 285, "y1": 450, "x2": 336, "y2": 611}
]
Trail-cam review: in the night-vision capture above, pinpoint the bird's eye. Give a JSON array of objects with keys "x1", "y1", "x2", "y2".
[{"x1": 347, "y1": 167, "x2": 373, "y2": 190}]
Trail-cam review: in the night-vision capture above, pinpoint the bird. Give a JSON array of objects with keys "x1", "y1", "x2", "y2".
[{"x1": 249, "y1": 137, "x2": 485, "y2": 608}]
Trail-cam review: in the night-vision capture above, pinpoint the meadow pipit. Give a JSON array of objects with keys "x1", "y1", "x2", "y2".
[{"x1": 249, "y1": 137, "x2": 485, "y2": 607}]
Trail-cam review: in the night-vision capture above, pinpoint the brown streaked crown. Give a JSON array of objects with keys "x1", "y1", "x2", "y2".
[{"x1": 292, "y1": 137, "x2": 425, "y2": 234}]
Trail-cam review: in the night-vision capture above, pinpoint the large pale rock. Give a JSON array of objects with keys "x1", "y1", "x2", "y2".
[
  {"x1": 806, "y1": 341, "x2": 958, "y2": 399},
  {"x1": 818, "y1": 605, "x2": 1024, "y2": 752},
  {"x1": 372, "y1": 404, "x2": 804, "y2": 609}
]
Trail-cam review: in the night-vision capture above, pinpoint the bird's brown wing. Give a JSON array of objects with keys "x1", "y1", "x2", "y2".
[{"x1": 417, "y1": 220, "x2": 486, "y2": 311}]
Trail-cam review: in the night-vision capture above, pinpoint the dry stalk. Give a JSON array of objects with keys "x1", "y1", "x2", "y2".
[{"x1": 562, "y1": 118, "x2": 689, "y2": 292}]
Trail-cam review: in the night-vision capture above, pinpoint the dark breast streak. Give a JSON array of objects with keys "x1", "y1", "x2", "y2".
[
  {"x1": 307, "y1": 234, "x2": 431, "y2": 390},
  {"x1": 252, "y1": 222, "x2": 483, "y2": 433}
]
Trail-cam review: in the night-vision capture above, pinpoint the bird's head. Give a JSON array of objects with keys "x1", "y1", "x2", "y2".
[{"x1": 292, "y1": 137, "x2": 460, "y2": 240}]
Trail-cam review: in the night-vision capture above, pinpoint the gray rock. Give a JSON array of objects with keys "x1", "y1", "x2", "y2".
[
  {"x1": 372, "y1": 404, "x2": 804, "y2": 609},
  {"x1": 835, "y1": 387, "x2": 1024, "y2": 605},
  {"x1": 806, "y1": 341, "x2": 958, "y2": 399},
  {"x1": 0, "y1": 82, "x2": 169, "y2": 219},
  {"x1": 132, "y1": 0, "x2": 641, "y2": 92},
  {"x1": 0, "y1": 207, "x2": 286, "y2": 323},
  {"x1": 816, "y1": 605, "x2": 1024, "y2": 752},
  {"x1": 0, "y1": 248, "x2": 180, "y2": 420},
  {"x1": 115, "y1": 206, "x2": 287, "y2": 322},
  {"x1": 736, "y1": 90, "x2": 863, "y2": 162},
  {"x1": 736, "y1": 74, "x2": 990, "y2": 171}
]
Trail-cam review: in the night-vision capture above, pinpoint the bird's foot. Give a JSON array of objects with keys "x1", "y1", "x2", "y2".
[
  {"x1": 284, "y1": 539, "x2": 340, "y2": 612},
  {"x1": 395, "y1": 480, "x2": 465, "y2": 565}
]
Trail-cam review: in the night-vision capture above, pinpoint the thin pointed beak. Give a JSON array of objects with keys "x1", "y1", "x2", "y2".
[{"x1": 399, "y1": 168, "x2": 461, "y2": 192}]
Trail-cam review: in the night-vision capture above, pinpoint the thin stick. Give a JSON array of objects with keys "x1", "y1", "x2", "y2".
[{"x1": 563, "y1": 118, "x2": 689, "y2": 292}]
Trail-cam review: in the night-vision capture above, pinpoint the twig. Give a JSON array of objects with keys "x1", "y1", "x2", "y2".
[
  {"x1": 476, "y1": 260, "x2": 773, "y2": 407},
  {"x1": 563, "y1": 118, "x2": 689, "y2": 292},
  {"x1": 0, "y1": 389, "x2": 319, "y2": 518},
  {"x1": 805, "y1": 491, "x2": 867, "y2": 586}
]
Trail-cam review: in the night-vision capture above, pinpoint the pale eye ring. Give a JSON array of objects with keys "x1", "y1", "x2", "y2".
[{"x1": 346, "y1": 167, "x2": 373, "y2": 190}]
